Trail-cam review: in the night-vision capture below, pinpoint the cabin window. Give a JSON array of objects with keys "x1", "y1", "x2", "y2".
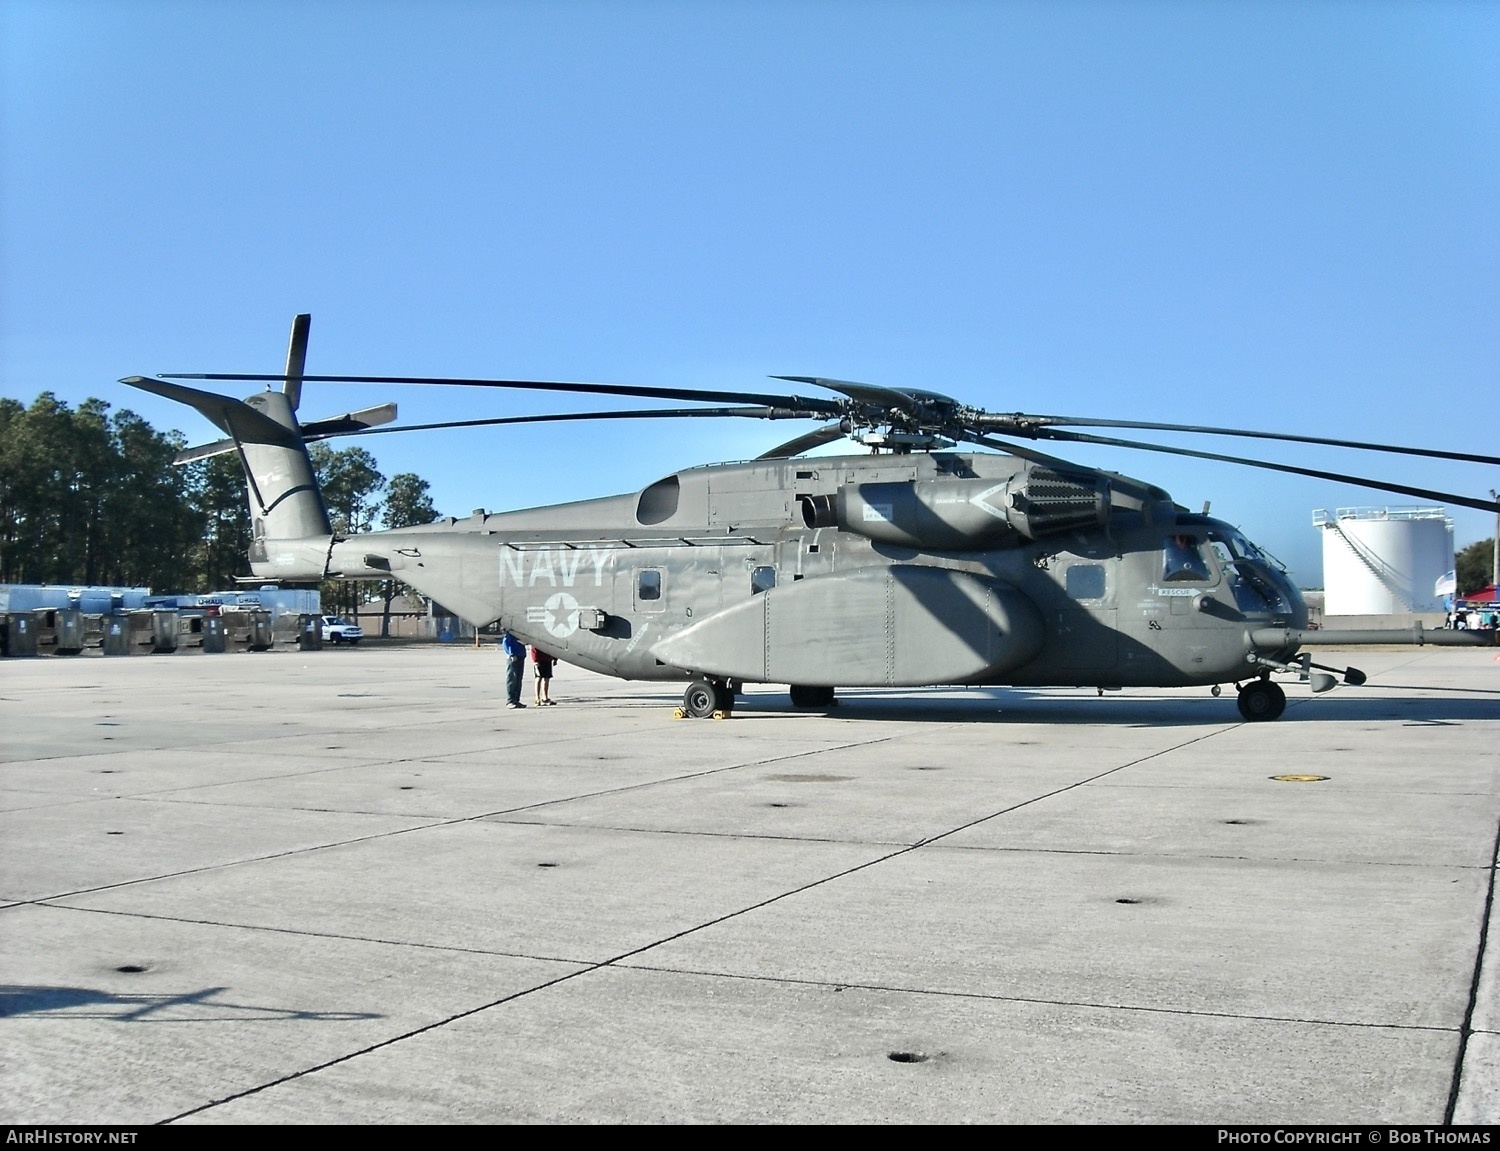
[
  {"x1": 1162, "y1": 535, "x2": 1211, "y2": 583},
  {"x1": 751, "y1": 566, "x2": 776, "y2": 595},
  {"x1": 638, "y1": 570, "x2": 662, "y2": 601},
  {"x1": 1065, "y1": 564, "x2": 1106, "y2": 599}
]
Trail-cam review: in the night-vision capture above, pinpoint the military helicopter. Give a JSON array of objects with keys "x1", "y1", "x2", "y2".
[{"x1": 123, "y1": 315, "x2": 1498, "y2": 722}]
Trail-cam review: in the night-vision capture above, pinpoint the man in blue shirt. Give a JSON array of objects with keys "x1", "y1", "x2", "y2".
[{"x1": 500, "y1": 631, "x2": 528, "y2": 708}]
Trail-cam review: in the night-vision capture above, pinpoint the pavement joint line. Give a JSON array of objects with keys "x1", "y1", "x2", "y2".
[
  {"x1": 8, "y1": 737, "x2": 901, "y2": 904},
  {"x1": 1380, "y1": 651, "x2": 1469, "y2": 679},
  {"x1": 12, "y1": 819, "x2": 454, "y2": 906},
  {"x1": 473, "y1": 817, "x2": 1500, "y2": 870},
  {"x1": 12, "y1": 727, "x2": 834, "y2": 802},
  {"x1": 27, "y1": 755, "x2": 498, "y2": 802},
  {"x1": 1380, "y1": 684, "x2": 1500, "y2": 699},
  {"x1": 606, "y1": 960, "x2": 1461, "y2": 1034},
  {"x1": 1444, "y1": 812, "x2": 1500, "y2": 1124},
  {"x1": 903, "y1": 722, "x2": 1242, "y2": 851},
  {"x1": 929, "y1": 842, "x2": 1494, "y2": 869},
  {"x1": 483, "y1": 817, "x2": 908, "y2": 846},
  {"x1": 0, "y1": 702, "x2": 701, "y2": 767},
  {"x1": 185, "y1": 735, "x2": 897, "y2": 822},
  {"x1": 19, "y1": 900, "x2": 615, "y2": 964},
  {"x1": 158, "y1": 974, "x2": 604, "y2": 1121},
  {"x1": 0, "y1": 794, "x2": 126, "y2": 815},
  {"x1": 1086, "y1": 782, "x2": 1500, "y2": 796}
]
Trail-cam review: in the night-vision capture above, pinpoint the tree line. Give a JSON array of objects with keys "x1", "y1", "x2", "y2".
[
  {"x1": 0, "y1": 393, "x2": 438, "y2": 600},
  {"x1": 1456, "y1": 538, "x2": 1497, "y2": 596}
]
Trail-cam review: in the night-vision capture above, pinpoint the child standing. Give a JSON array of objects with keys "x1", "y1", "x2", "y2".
[{"x1": 531, "y1": 646, "x2": 557, "y2": 705}]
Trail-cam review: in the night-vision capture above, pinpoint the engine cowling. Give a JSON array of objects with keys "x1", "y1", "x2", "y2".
[{"x1": 799, "y1": 468, "x2": 1111, "y2": 550}]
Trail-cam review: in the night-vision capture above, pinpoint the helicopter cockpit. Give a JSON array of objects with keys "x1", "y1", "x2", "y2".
[{"x1": 1165, "y1": 517, "x2": 1302, "y2": 621}]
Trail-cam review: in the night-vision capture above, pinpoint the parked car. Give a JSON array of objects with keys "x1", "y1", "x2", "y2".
[{"x1": 320, "y1": 616, "x2": 363, "y2": 644}]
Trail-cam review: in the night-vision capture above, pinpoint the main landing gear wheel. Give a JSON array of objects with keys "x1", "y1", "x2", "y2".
[
  {"x1": 1237, "y1": 679, "x2": 1286, "y2": 722},
  {"x1": 789, "y1": 684, "x2": 836, "y2": 708},
  {"x1": 682, "y1": 679, "x2": 732, "y2": 719}
]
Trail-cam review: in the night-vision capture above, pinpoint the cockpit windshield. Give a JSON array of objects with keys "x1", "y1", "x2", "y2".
[{"x1": 1214, "y1": 528, "x2": 1267, "y2": 565}]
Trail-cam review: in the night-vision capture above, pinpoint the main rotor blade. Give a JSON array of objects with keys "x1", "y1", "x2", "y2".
[
  {"x1": 955, "y1": 429, "x2": 1107, "y2": 472},
  {"x1": 978, "y1": 412, "x2": 1500, "y2": 467},
  {"x1": 1025, "y1": 427, "x2": 1500, "y2": 514},
  {"x1": 756, "y1": 424, "x2": 849, "y2": 459},
  {"x1": 161, "y1": 373, "x2": 845, "y2": 415},
  {"x1": 773, "y1": 376, "x2": 963, "y2": 413},
  {"x1": 303, "y1": 406, "x2": 827, "y2": 442}
]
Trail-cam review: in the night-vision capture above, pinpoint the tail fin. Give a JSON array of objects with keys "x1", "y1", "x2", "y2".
[
  {"x1": 123, "y1": 374, "x2": 333, "y2": 558},
  {"x1": 120, "y1": 315, "x2": 337, "y2": 580}
]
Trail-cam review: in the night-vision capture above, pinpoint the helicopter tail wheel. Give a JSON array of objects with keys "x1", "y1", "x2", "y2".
[
  {"x1": 1236, "y1": 680, "x2": 1287, "y2": 722},
  {"x1": 789, "y1": 684, "x2": 836, "y2": 709}
]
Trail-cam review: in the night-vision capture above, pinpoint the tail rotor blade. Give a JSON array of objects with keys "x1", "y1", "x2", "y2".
[{"x1": 283, "y1": 313, "x2": 311, "y2": 411}]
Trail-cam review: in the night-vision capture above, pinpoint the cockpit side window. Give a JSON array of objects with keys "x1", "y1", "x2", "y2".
[{"x1": 1162, "y1": 535, "x2": 1211, "y2": 583}]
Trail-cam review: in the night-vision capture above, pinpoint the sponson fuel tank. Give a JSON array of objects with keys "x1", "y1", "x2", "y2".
[{"x1": 649, "y1": 565, "x2": 1045, "y2": 686}]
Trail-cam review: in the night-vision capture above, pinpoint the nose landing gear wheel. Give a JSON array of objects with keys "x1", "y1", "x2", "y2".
[{"x1": 1237, "y1": 679, "x2": 1286, "y2": 722}]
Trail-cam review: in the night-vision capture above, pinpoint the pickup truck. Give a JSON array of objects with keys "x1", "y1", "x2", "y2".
[{"x1": 320, "y1": 616, "x2": 364, "y2": 644}]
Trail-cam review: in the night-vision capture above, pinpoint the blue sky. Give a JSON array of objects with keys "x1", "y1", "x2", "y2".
[{"x1": 3, "y1": 0, "x2": 1497, "y2": 585}]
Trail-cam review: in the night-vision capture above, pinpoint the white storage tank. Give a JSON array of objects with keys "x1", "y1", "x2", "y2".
[{"x1": 1314, "y1": 507, "x2": 1454, "y2": 615}]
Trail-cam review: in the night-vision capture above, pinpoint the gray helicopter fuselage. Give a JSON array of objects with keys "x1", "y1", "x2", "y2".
[{"x1": 281, "y1": 450, "x2": 1306, "y2": 691}]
